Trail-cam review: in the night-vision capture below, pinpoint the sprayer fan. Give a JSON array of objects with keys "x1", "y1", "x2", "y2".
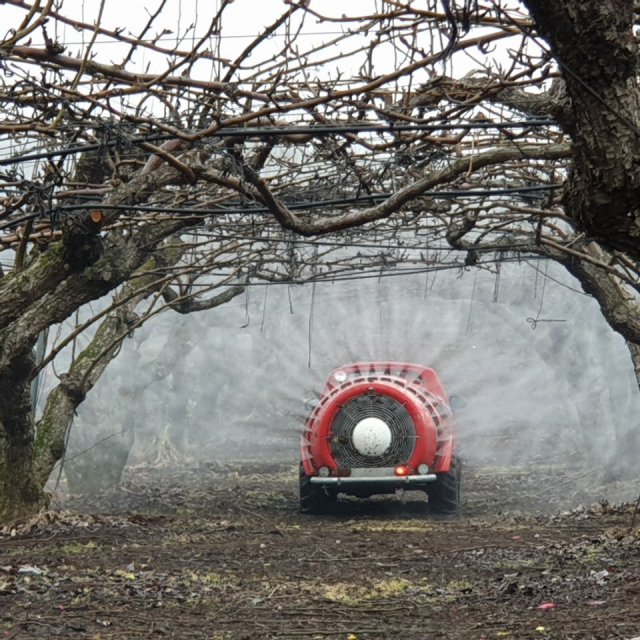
[{"x1": 329, "y1": 392, "x2": 415, "y2": 468}]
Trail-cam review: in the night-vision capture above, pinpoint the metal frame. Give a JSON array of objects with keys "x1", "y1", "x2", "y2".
[{"x1": 309, "y1": 474, "x2": 437, "y2": 485}]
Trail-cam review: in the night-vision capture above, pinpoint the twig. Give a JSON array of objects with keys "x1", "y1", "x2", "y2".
[
  {"x1": 530, "y1": 468, "x2": 600, "y2": 497},
  {"x1": 236, "y1": 506, "x2": 286, "y2": 537}
]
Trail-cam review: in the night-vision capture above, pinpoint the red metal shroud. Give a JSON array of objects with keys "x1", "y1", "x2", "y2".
[{"x1": 301, "y1": 362, "x2": 456, "y2": 477}]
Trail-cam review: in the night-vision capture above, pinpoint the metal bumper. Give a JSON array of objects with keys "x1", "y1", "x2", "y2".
[{"x1": 310, "y1": 474, "x2": 437, "y2": 485}]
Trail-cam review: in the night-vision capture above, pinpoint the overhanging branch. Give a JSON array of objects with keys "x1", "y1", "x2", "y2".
[{"x1": 242, "y1": 143, "x2": 571, "y2": 236}]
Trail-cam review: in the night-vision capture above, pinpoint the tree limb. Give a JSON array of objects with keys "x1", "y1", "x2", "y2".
[
  {"x1": 242, "y1": 143, "x2": 571, "y2": 236},
  {"x1": 161, "y1": 283, "x2": 246, "y2": 314}
]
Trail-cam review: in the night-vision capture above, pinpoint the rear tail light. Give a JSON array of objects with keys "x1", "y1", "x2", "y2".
[{"x1": 394, "y1": 465, "x2": 409, "y2": 476}]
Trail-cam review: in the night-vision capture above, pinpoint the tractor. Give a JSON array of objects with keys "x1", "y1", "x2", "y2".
[{"x1": 300, "y1": 362, "x2": 462, "y2": 514}]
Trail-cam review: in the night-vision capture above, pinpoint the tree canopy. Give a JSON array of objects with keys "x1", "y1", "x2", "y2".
[{"x1": 0, "y1": 0, "x2": 639, "y2": 522}]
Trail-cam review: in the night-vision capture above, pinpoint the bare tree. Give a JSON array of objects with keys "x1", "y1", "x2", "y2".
[{"x1": 1, "y1": 0, "x2": 639, "y2": 521}]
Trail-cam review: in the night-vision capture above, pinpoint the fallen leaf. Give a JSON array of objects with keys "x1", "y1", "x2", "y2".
[
  {"x1": 113, "y1": 569, "x2": 136, "y2": 580},
  {"x1": 538, "y1": 603, "x2": 555, "y2": 610}
]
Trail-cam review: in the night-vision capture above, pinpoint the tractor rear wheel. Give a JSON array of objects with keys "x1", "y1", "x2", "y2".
[
  {"x1": 427, "y1": 455, "x2": 461, "y2": 514},
  {"x1": 299, "y1": 463, "x2": 336, "y2": 514}
]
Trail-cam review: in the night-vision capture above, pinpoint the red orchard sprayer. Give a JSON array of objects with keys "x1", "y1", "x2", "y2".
[{"x1": 300, "y1": 362, "x2": 464, "y2": 514}]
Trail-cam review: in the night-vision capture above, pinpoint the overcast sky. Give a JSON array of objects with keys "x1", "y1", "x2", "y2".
[{"x1": 3, "y1": 0, "x2": 528, "y2": 88}]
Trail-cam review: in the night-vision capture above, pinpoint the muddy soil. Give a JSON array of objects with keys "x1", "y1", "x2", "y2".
[{"x1": 1, "y1": 460, "x2": 639, "y2": 640}]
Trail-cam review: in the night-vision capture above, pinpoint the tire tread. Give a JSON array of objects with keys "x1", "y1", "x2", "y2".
[{"x1": 427, "y1": 455, "x2": 461, "y2": 514}]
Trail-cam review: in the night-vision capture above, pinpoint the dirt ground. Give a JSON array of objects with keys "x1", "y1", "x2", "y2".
[{"x1": 1, "y1": 459, "x2": 639, "y2": 640}]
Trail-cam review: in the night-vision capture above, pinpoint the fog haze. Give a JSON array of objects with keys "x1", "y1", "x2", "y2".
[{"x1": 58, "y1": 259, "x2": 639, "y2": 500}]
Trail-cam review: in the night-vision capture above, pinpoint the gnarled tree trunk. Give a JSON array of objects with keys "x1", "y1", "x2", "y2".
[
  {"x1": 523, "y1": 0, "x2": 640, "y2": 259},
  {"x1": 0, "y1": 345, "x2": 45, "y2": 522},
  {"x1": 0, "y1": 188, "x2": 189, "y2": 523}
]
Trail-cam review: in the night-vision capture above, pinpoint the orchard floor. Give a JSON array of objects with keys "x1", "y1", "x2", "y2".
[{"x1": 1, "y1": 459, "x2": 640, "y2": 640}]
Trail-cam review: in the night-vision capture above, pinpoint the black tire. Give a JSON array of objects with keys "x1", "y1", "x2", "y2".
[
  {"x1": 299, "y1": 463, "x2": 336, "y2": 514},
  {"x1": 427, "y1": 454, "x2": 461, "y2": 514}
]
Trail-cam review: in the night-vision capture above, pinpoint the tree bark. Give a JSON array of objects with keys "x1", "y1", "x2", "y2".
[
  {"x1": 33, "y1": 244, "x2": 186, "y2": 487},
  {"x1": 0, "y1": 346, "x2": 45, "y2": 523},
  {"x1": 0, "y1": 165, "x2": 197, "y2": 522},
  {"x1": 33, "y1": 312, "x2": 135, "y2": 487},
  {"x1": 33, "y1": 249, "x2": 247, "y2": 491},
  {"x1": 242, "y1": 144, "x2": 570, "y2": 236},
  {"x1": 523, "y1": 0, "x2": 640, "y2": 260},
  {"x1": 630, "y1": 342, "x2": 640, "y2": 389}
]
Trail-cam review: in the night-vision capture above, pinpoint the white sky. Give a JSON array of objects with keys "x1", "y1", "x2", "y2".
[{"x1": 2, "y1": 0, "x2": 533, "y2": 88}]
